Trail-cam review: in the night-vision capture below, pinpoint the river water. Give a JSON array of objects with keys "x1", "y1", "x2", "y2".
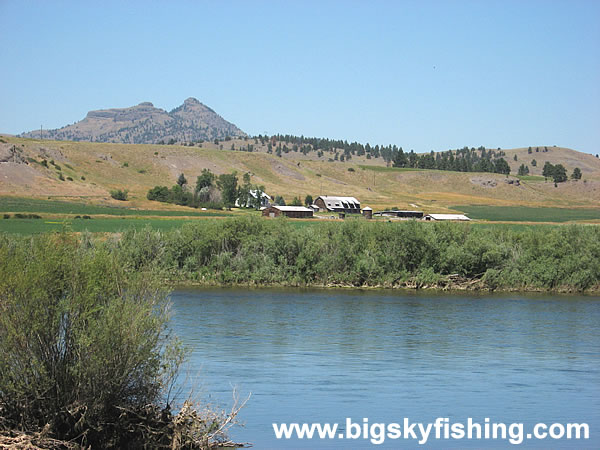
[{"x1": 169, "y1": 288, "x2": 600, "y2": 448}]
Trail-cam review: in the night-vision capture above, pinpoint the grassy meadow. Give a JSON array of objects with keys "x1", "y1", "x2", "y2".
[
  {"x1": 0, "y1": 196, "x2": 230, "y2": 217},
  {"x1": 0, "y1": 217, "x2": 204, "y2": 234},
  {"x1": 454, "y1": 205, "x2": 600, "y2": 222}
]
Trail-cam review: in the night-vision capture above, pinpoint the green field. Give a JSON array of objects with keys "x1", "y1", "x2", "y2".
[
  {"x1": 0, "y1": 197, "x2": 229, "y2": 217},
  {"x1": 0, "y1": 215, "x2": 570, "y2": 235},
  {"x1": 454, "y1": 205, "x2": 600, "y2": 222},
  {"x1": 0, "y1": 218, "x2": 203, "y2": 234}
]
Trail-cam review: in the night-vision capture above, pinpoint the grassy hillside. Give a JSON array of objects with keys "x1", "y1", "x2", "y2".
[{"x1": 1, "y1": 136, "x2": 599, "y2": 217}]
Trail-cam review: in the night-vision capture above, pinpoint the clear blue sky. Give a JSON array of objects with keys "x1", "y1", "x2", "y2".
[{"x1": 1, "y1": 0, "x2": 599, "y2": 154}]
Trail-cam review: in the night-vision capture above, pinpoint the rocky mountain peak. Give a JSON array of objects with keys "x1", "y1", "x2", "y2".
[{"x1": 21, "y1": 98, "x2": 246, "y2": 144}]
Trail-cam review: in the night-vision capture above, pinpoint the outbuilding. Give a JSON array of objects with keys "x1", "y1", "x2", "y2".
[
  {"x1": 374, "y1": 210, "x2": 424, "y2": 219},
  {"x1": 262, "y1": 205, "x2": 314, "y2": 218},
  {"x1": 423, "y1": 214, "x2": 471, "y2": 221}
]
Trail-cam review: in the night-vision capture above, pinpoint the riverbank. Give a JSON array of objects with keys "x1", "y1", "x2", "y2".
[
  {"x1": 2, "y1": 216, "x2": 599, "y2": 294},
  {"x1": 169, "y1": 279, "x2": 600, "y2": 295},
  {"x1": 111, "y1": 216, "x2": 599, "y2": 294}
]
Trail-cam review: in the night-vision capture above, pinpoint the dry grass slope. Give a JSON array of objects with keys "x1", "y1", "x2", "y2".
[{"x1": 1, "y1": 136, "x2": 599, "y2": 214}]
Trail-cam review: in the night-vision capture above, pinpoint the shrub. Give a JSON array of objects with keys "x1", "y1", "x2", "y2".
[
  {"x1": 0, "y1": 234, "x2": 185, "y2": 447},
  {"x1": 66, "y1": 176, "x2": 73, "y2": 181},
  {"x1": 14, "y1": 213, "x2": 42, "y2": 219},
  {"x1": 58, "y1": 173, "x2": 65, "y2": 181},
  {"x1": 2, "y1": 214, "x2": 10, "y2": 219},
  {"x1": 147, "y1": 186, "x2": 170, "y2": 202},
  {"x1": 110, "y1": 189, "x2": 129, "y2": 201}
]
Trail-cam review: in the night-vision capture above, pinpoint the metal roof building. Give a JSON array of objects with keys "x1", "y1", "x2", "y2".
[
  {"x1": 314, "y1": 196, "x2": 361, "y2": 214},
  {"x1": 423, "y1": 214, "x2": 471, "y2": 221},
  {"x1": 262, "y1": 205, "x2": 314, "y2": 218}
]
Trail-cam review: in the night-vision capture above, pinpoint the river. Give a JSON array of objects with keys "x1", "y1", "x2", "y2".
[{"x1": 170, "y1": 288, "x2": 600, "y2": 448}]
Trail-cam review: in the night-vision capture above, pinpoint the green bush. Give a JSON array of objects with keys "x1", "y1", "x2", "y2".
[
  {"x1": 0, "y1": 234, "x2": 185, "y2": 447},
  {"x1": 13, "y1": 213, "x2": 41, "y2": 219},
  {"x1": 110, "y1": 189, "x2": 128, "y2": 201},
  {"x1": 147, "y1": 185, "x2": 170, "y2": 202}
]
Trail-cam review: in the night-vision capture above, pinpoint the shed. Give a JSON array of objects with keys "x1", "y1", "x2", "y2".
[
  {"x1": 423, "y1": 214, "x2": 470, "y2": 221},
  {"x1": 374, "y1": 210, "x2": 424, "y2": 219},
  {"x1": 362, "y1": 206, "x2": 373, "y2": 219},
  {"x1": 262, "y1": 205, "x2": 314, "y2": 219}
]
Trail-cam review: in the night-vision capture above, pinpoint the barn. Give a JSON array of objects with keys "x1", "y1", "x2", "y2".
[
  {"x1": 314, "y1": 196, "x2": 361, "y2": 214},
  {"x1": 262, "y1": 205, "x2": 314, "y2": 218}
]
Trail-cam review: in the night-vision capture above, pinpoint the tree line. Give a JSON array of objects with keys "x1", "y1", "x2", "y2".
[{"x1": 147, "y1": 169, "x2": 266, "y2": 210}]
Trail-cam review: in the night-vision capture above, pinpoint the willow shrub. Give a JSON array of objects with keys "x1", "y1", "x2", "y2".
[
  {"x1": 0, "y1": 233, "x2": 184, "y2": 447},
  {"x1": 134, "y1": 217, "x2": 600, "y2": 291}
]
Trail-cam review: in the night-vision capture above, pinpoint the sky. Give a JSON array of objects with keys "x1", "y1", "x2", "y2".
[{"x1": 1, "y1": 0, "x2": 599, "y2": 154}]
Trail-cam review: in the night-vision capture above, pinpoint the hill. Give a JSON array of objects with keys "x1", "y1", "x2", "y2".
[
  {"x1": 1, "y1": 135, "x2": 599, "y2": 216},
  {"x1": 20, "y1": 98, "x2": 246, "y2": 144}
]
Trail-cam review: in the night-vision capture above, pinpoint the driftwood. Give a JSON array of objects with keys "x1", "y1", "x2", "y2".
[
  {"x1": 1, "y1": 391, "x2": 252, "y2": 449},
  {"x1": 0, "y1": 426, "x2": 78, "y2": 449}
]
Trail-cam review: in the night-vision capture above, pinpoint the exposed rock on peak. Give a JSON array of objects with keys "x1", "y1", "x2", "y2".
[{"x1": 21, "y1": 99, "x2": 246, "y2": 144}]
